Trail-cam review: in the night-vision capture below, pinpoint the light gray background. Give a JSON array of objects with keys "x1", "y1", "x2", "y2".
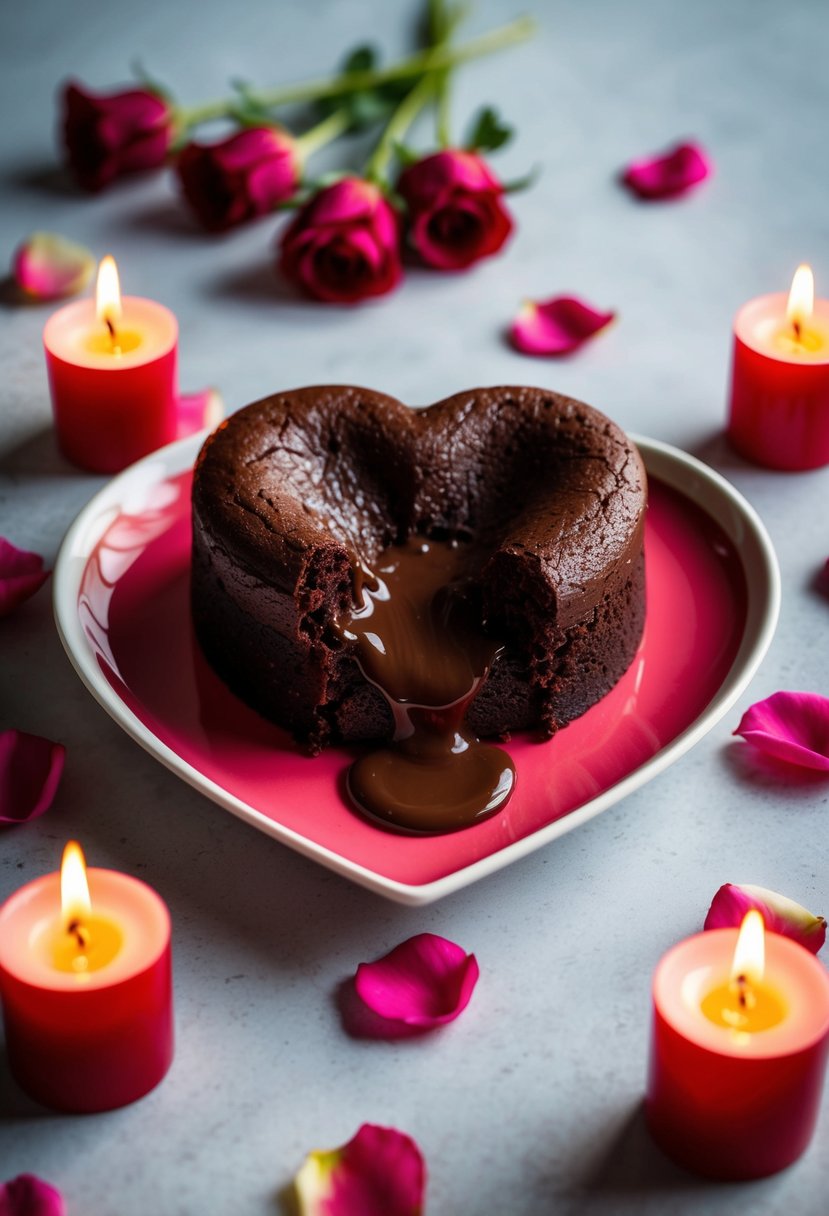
[{"x1": 1, "y1": 1, "x2": 828, "y2": 1213}]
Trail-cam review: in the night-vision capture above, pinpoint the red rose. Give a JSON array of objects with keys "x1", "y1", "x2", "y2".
[
  {"x1": 62, "y1": 81, "x2": 174, "y2": 192},
  {"x1": 397, "y1": 149, "x2": 513, "y2": 270},
  {"x1": 278, "y1": 177, "x2": 402, "y2": 303},
  {"x1": 177, "y1": 127, "x2": 300, "y2": 232}
]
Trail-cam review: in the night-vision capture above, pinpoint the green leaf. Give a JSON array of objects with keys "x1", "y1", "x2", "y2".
[
  {"x1": 314, "y1": 60, "x2": 406, "y2": 133},
  {"x1": 229, "y1": 95, "x2": 275, "y2": 128},
  {"x1": 349, "y1": 90, "x2": 395, "y2": 128},
  {"x1": 312, "y1": 39, "x2": 410, "y2": 133},
  {"x1": 393, "y1": 141, "x2": 421, "y2": 167},
  {"x1": 465, "y1": 105, "x2": 513, "y2": 153},
  {"x1": 502, "y1": 164, "x2": 541, "y2": 193},
  {"x1": 130, "y1": 58, "x2": 173, "y2": 102},
  {"x1": 343, "y1": 44, "x2": 377, "y2": 75}
]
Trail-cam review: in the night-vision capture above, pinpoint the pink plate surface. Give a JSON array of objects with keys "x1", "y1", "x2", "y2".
[{"x1": 55, "y1": 434, "x2": 778, "y2": 903}]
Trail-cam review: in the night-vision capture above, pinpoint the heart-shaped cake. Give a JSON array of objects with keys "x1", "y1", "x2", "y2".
[{"x1": 192, "y1": 385, "x2": 646, "y2": 773}]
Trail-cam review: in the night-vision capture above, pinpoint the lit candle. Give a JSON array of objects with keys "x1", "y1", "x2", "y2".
[
  {"x1": 43, "y1": 255, "x2": 178, "y2": 474},
  {"x1": 646, "y1": 911, "x2": 829, "y2": 1178},
  {"x1": 727, "y1": 263, "x2": 829, "y2": 470},
  {"x1": 0, "y1": 841, "x2": 173, "y2": 1112}
]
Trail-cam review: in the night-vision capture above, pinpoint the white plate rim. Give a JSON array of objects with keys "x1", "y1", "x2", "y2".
[{"x1": 53, "y1": 431, "x2": 780, "y2": 906}]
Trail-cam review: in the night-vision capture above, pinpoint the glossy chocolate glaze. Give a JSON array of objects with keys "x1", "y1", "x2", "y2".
[{"x1": 340, "y1": 537, "x2": 515, "y2": 833}]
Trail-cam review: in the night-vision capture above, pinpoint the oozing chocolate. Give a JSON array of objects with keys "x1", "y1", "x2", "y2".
[
  {"x1": 339, "y1": 537, "x2": 515, "y2": 832},
  {"x1": 191, "y1": 386, "x2": 647, "y2": 824}
]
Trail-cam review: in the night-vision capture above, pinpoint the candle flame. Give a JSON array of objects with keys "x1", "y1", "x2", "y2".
[
  {"x1": 730, "y1": 908, "x2": 765, "y2": 986},
  {"x1": 61, "y1": 840, "x2": 91, "y2": 930},
  {"x1": 786, "y1": 263, "x2": 814, "y2": 336},
  {"x1": 96, "y1": 255, "x2": 122, "y2": 329}
]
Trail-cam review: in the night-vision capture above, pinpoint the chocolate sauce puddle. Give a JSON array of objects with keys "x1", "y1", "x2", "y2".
[{"x1": 339, "y1": 537, "x2": 516, "y2": 833}]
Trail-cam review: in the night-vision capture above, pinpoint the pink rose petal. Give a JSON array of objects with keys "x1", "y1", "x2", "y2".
[
  {"x1": 509, "y1": 296, "x2": 616, "y2": 357},
  {"x1": 175, "y1": 388, "x2": 225, "y2": 440},
  {"x1": 12, "y1": 232, "x2": 95, "y2": 300},
  {"x1": 295, "y1": 1123, "x2": 425, "y2": 1216},
  {"x1": 621, "y1": 140, "x2": 712, "y2": 200},
  {"x1": 0, "y1": 1174, "x2": 65, "y2": 1216},
  {"x1": 705, "y1": 883, "x2": 826, "y2": 954},
  {"x1": 734, "y1": 691, "x2": 829, "y2": 771},
  {"x1": 0, "y1": 730, "x2": 65, "y2": 826},
  {"x1": 354, "y1": 933, "x2": 479, "y2": 1031},
  {"x1": 0, "y1": 538, "x2": 50, "y2": 616}
]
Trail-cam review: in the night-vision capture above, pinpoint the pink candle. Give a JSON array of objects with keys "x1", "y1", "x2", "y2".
[
  {"x1": 727, "y1": 264, "x2": 829, "y2": 470},
  {"x1": 44, "y1": 256, "x2": 178, "y2": 474},
  {"x1": 0, "y1": 842, "x2": 173, "y2": 1112},
  {"x1": 646, "y1": 914, "x2": 829, "y2": 1179}
]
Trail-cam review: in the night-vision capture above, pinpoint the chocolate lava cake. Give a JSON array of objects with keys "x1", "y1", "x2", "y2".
[{"x1": 191, "y1": 385, "x2": 647, "y2": 753}]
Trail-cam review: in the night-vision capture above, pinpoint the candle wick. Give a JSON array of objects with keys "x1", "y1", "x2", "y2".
[
  {"x1": 105, "y1": 315, "x2": 122, "y2": 356},
  {"x1": 67, "y1": 918, "x2": 90, "y2": 951},
  {"x1": 792, "y1": 318, "x2": 802, "y2": 343}
]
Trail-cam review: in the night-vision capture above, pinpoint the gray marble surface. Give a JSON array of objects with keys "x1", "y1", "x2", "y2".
[{"x1": 1, "y1": 0, "x2": 829, "y2": 1212}]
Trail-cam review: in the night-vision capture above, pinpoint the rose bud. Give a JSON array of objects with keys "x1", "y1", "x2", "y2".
[
  {"x1": 278, "y1": 177, "x2": 402, "y2": 303},
  {"x1": 397, "y1": 149, "x2": 513, "y2": 270},
  {"x1": 176, "y1": 127, "x2": 301, "y2": 232},
  {"x1": 62, "y1": 80, "x2": 174, "y2": 192}
]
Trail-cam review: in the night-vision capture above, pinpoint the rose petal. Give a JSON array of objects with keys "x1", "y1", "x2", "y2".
[
  {"x1": 705, "y1": 883, "x2": 826, "y2": 954},
  {"x1": 12, "y1": 232, "x2": 95, "y2": 301},
  {"x1": 0, "y1": 730, "x2": 65, "y2": 826},
  {"x1": 175, "y1": 388, "x2": 225, "y2": 439},
  {"x1": 0, "y1": 1174, "x2": 65, "y2": 1216},
  {"x1": 0, "y1": 538, "x2": 50, "y2": 616},
  {"x1": 294, "y1": 1123, "x2": 425, "y2": 1216},
  {"x1": 509, "y1": 296, "x2": 616, "y2": 357},
  {"x1": 621, "y1": 140, "x2": 712, "y2": 200},
  {"x1": 353, "y1": 933, "x2": 479, "y2": 1031},
  {"x1": 734, "y1": 691, "x2": 829, "y2": 771}
]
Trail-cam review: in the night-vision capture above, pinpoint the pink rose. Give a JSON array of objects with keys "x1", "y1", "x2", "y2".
[
  {"x1": 397, "y1": 149, "x2": 513, "y2": 270},
  {"x1": 62, "y1": 81, "x2": 174, "y2": 192},
  {"x1": 278, "y1": 177, "x2": 402, "y2": 303},
  {"x1": 177, "y1": 127, "x2": 301, "y2": 232}
]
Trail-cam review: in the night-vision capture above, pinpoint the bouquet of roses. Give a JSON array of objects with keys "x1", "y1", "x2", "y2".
[{"x1": 58, "y1": 0, "x2": 535, "y2": 304}]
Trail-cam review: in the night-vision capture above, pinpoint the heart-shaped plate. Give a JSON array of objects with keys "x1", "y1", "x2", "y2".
[{"x1": 54, "y1": 431, "x2": 779, "y2": 904}]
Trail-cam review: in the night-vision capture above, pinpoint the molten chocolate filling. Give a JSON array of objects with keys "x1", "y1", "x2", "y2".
[{"x1": 340, "y1": 537, "x2": 516, "y2": 833}]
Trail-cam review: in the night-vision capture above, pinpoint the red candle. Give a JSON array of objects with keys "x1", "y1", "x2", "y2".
[
  {"x1": 646, "y1": 912, "x2": 829, "y2": 1179},
  {"x1": 44, "y1": 256, "x2": 178, "y2": 474},
  {"x1": 727, "y1": 264, "x2": 829, "y2": 470},
  {"x1": 0, "y1": 841, "x2": 173, "y2": 1113}
]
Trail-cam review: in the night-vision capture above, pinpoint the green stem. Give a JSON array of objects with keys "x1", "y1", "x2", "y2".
[
  {"x1": 435, "y1": 65, "x2": 452, "y2": 147},
  {"x1": 176, "y1": 15, "x2": 534, "y2": 130},
  {"x1": 266, "y1": 16, "x2": 535, "y2": 107},
  {"x1": 364, "y1": 73, "x2": 436, "y2": 185},
  {"x1": 294, "y1": 108, "x2": 351, "y2": 159},
  {"x1": 428, "y1": 0, "x2": 465, "y2": 146},
  {"x1": 175, "y1": 97, "x2": 234, "y2": 129}
]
